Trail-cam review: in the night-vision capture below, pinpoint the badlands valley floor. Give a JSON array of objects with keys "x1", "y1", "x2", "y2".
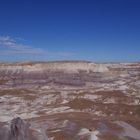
[{"x1": 0, "y1": 61, "x2": 140, "y2": 140}]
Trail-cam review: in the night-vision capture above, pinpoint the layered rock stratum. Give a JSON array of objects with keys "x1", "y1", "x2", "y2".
[
  {"x1": 0, "y1": 61, "x2": 140, "y2": 140},
  {"x1": 0, "y1": 61, "x2": 109, "y2": 73}
]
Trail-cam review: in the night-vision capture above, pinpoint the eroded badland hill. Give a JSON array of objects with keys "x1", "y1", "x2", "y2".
[{"x1": 0, "y1": 61, "x2": 140, "y2": 140}]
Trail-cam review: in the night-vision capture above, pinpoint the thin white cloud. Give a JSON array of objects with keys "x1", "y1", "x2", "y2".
[
  {"x1": 0, "y1": 36, "x2": 75, "y2": 61},
  {"x1": 0, "y1": 36, "x2": 44, "y2": 54}
]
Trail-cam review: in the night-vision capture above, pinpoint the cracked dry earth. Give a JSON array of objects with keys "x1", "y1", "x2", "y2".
[{"x1": 0, "y1": 61, "x2": 140, "y2": 140}]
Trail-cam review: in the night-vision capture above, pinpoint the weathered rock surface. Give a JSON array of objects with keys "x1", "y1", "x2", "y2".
[
  {"x1": 0, "y1": 117, "x2": 30, "y2": 140},
  {"x1": 0, "y1": 117, "x2": 50, "y2": 140},
  {"x1": 0, "y1": 61, "x2": 140, "y2": 140},
  {"x1": 0, "y1": 61, "x2": 109, "y2": 73}
]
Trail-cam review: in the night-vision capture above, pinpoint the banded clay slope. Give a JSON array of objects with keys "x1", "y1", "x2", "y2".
[
  {"x1": 0, "y1": 61, "x2": 140, "y2": 140},
  {"x1": 0, "y1": 61, "x2": 109, "y2": 73}
]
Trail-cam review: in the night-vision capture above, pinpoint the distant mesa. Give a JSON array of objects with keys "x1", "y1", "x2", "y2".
[{"x1": 0, "y1": 61, "x2": 109, "y2": 73}]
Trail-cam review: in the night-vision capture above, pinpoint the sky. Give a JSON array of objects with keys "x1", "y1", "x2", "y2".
[{"x1": 0, "y1": 0, "x2": 140, "y2": 62}]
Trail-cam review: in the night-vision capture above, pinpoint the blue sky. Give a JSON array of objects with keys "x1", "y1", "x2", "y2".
[{"x1": 0, "y1": 0, "x2": 140, "y2": 62}]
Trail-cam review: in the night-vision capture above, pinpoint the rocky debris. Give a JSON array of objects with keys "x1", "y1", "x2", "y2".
[
  {"x1": 78, "y1": 128, "x2": 99, "y2": 140},
  {"x1": 0, "y1": 117, "x2": 50, "y2": 140},
  {"x1": 10, "y1": 117, "x2": 30, "y2": 140},
  {"x1": 0, "y1": 117, "x2": 31, "y2": 140}
]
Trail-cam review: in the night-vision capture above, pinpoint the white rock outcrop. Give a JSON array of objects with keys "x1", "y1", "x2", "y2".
[{"x1": 0, "y1": 61, "x2": 109, "y2": 73}]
